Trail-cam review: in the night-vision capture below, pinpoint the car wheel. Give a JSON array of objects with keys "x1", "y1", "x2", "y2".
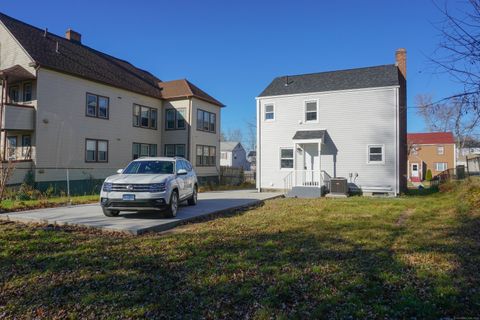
[
  {"x1": 165, "y1": 190, "x2": 178, "y2": 218},
  {"x1": 102, "y1": 207, "x2": 120, "y2": 217},
  {"x1": 187, "y1": 185, "x2": 198, "y2": 206}
]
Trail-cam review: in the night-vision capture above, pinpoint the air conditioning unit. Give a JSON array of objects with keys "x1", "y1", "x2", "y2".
[{"x1": 330, "y1": 178, "x2": 348, "y2": 195}]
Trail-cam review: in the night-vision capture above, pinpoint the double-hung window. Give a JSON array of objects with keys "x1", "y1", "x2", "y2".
[
  {"x1": 164, "y1": 144, "x2": 186, "y2": 158},
  {"x1": 133, "y1": 104, "x2": 157, "y2": 129},
  {"x1": 196, "y1": 145, "x2": 216, "y2": 166},
  {"x1": 437, "y1": 146, "x2": 445, "y2": 155},
  {"x1": 264, "y1": 104, "x2": 274, "y2": 121},
  {"x1": 367, "y1": 145, "x2": 384, "y2": 164},
  {"x1": 166, "y1": 108, "x2": 186, "y2": 130},
  {"x1": 305, "y1": 101, "x2": 318, "y2": 122},
  {"x1": 132, "y1": 143, "x2": 157, "y2": 159},
  {"x1": 86, "y1": 93, "x2": 109, "y2": 119},
  {"x1": 197, "y1": 109, "x2": 216, "y2": 133},
  {"x1": 86, "y1": 139, "x2": 108, "y2": 162},
  {"x1": 280, "y1": 148, "x2": 294, "y2": 169},
  {"x1": 23, "y1": 83, "x2": 32, "y2": 102},
  {"x1": 8, "y1": 86, "x2": 19, "y2": 103},
  {"x1": 435, "y1": 162, "x2": 448, "y2": 172}
]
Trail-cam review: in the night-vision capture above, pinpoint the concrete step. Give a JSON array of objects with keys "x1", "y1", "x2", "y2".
[{"x1": 286, "y1": 186, "x2": 322, "y2": 198}]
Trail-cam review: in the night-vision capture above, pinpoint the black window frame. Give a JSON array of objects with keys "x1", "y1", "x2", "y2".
[
  {"x1": 165, "y1": 108, "x2": 186, "y2": 130},
  {"x1": 85, "y1": 139, "x2": 109, "y2": 163},
  {"x1": 196, "y1": 109, "x2": 216, "y2": 133},
  {"x1": 132, "y1": 142, "x2": 157, "y2": 159},
  {"x1": 196, "y1": 145, "x2": 216, "y2": 167},
  {"x1": 86, "y1": 93, "x2": 109, "y2": 119},
  {"x1": 23, "y1": 82, "x2": 33, "y2": 102},
  {"x1": 133, "y1": 104, "x2": 158, "y2": 130},
  {"x1": 164, "y1": 144, "x2": 186, "y2": 158}
]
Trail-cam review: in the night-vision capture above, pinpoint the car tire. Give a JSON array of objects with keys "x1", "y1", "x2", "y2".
[
  {"x1": 165, "y1": 190, "x2": 179, "y2": 218},
  {"x1": 187, "y1": 185, "x2": 198, "y2": 206},
  {"x1": 102, "y1": 207, "x2": 120, "y2": 217}
]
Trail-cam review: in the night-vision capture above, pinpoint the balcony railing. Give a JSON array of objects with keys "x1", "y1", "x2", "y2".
[{"x1": 2, "y1": 104, "x2": 35, "y2": 131}]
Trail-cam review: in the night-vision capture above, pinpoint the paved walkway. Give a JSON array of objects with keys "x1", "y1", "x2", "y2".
[{"x1": 0, "y1": 190, "x2": 282, "y2": 235}]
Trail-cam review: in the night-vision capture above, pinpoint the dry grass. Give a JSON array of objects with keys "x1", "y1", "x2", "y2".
[{"x1": 0, "y1": 179, "x2": 479, "y2": 318}]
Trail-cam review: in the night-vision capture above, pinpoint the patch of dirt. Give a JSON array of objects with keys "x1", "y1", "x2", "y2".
[{"x1": 396, "y1": 208, "x2": 415, "y2": 226}]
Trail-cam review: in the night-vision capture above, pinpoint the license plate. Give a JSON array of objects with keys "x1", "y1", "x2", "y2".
[{"x1": 122, "y1": 194, "x2": 135, "y2": 201}]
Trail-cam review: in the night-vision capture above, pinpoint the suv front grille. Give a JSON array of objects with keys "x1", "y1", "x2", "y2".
[{"x1": 111, "y1": 184, "x2": 155, "y2": 192}]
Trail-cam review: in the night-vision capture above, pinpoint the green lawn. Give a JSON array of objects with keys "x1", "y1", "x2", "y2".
[
  {"x1": 0, "y1": 181, "x2": 479, "y2": 318},
  {"x1": 0, "y1": 195, "x2": 99, "y2": 212}
]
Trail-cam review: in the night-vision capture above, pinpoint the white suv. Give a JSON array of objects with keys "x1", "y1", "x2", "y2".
[{"x1": 100, "y1": 157, "x2": 198, "y2": 217}]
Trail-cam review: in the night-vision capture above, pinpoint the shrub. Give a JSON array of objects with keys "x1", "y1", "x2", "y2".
[
  {"x1": 16, "y1": 183, "x2": 42, "y2": 201},
  {"x1": 425, "y1": 169, "x2": 433, "y2": 181}
]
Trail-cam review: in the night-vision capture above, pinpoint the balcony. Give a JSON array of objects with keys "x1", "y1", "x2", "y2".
[{"x1": 2, "y1": 104, "x2": 35, "y2": 131}]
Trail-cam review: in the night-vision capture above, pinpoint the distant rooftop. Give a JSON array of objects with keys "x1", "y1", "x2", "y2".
[{"x1": 407, "y1": 132, "x2": 455, "y2": 144}]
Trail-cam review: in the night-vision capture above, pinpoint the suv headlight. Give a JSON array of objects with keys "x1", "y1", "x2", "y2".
[
  {"x1": 103, "y1": 182, "x2": 113, "y2": 192},
  {"x1": 150, "y1": 183, "x2": 166, "y2": 192}
]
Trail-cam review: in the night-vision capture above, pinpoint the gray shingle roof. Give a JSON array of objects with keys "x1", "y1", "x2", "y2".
[
  {"x1": 220, "y1": 141, "x2": 241, "y2": 152},
  {"x1": 292, "y1": 130, "x2": 326, "y2": 140},
  {"x1": 258, "y1": 65, "x2": 400, "y2": 97},
  {"x1": 0, "y1": 12, "x2": 163, "y2": 98}
]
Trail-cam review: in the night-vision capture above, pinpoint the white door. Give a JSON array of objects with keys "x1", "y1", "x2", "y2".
[
  {"x1": 303, "y1": 143, "x2": 319, "y2": 186},
  {"x1": 411, "y1": 163, "x2": 419, "y2": 178}
]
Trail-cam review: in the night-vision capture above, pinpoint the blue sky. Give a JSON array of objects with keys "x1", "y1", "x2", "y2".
[{"x1": 1, "y1": 0, "x2": 467, "y2": 135}]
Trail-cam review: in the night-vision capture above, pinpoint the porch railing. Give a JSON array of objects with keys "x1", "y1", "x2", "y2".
[{"x1": 284, "y1": 170, "x2": 332, "y2": 194}]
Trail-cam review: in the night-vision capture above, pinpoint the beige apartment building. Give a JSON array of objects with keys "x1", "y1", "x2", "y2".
[{"x1": 0, "y1": 13, "x2": 223, "y2": 192}]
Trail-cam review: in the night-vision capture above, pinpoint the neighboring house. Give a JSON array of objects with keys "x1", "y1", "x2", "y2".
[
  {"x1": 220, "y1": 141, "x2": 249, "y2": 170},
  {"x1": 256, "y1": 49, "x2": 407, "y2": 196},
  {"x1": 457, "y1": 139, "x2": 480, "y2": 166},
  {"x1": 0, "y1": 13, "x2": 224, "y2": 190},
  {"x1": 407, "y1": 132, "x2": 456, "y2": 182},
  {"x1": 247, "y1": 150, "x2": 256, "y2": 171}
]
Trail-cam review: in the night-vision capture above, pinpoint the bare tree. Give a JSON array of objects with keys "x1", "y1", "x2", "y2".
[
  {"x1": 0, "y1": 161, "x2": 15, "y2": 201},
  {"x1": 245, "y1": 120, "x2": 256, "y2": 152},
  {"x1": 225, "y1": 128, "x2": 243, "y2": 143},
  {"x1": 416, "y1": 94, "x2": 480, "y2": 148}
]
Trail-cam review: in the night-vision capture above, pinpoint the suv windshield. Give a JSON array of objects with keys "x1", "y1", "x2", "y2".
[{"x1": 122, "y1": 160, "x2": 174, "y2": 174}]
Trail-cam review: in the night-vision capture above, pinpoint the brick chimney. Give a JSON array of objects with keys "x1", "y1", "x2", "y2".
[
  {"x1": 395, "y1": 48, "x2": 406, "y2": 79},
  {"x1": 65, "y1": 29, "x2": 81, "y2": 44}
]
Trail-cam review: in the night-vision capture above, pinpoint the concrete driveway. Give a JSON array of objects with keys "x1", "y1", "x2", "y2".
[{"x1": 0, "y1": 190, "x2": 282, "y2": 235}]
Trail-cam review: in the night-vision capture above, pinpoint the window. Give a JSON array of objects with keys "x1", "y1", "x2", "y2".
[
  {"x1": 132, "y1": 143, "x2": 157, "y2": 159},
  {"x1": 164, "y1": 144, "x2": 186, "y2": 158},
  {"x1": 197, "y1": 109, "x2": 216, "y2": 133},
  {"x1": 437, "y1": 146, "x2": 445, "y2": 155},
  {"x1": 435, "y1": 162, "x2": 448, "y2": 172},
  {"x1": 7, "y1": 136, "x2": 17, "y2": 160},
  {"x1": 85, "y1": 139, "x2": 108, "y2": 162},
  {"x1": 221, "y1": 152, "x2": 228, "y2": 159},
  {"x1": 8, "y1": 86, "x2": 19, "y2": 103},
  {"x1": 280, "y1": 148, "x2": 294, "y2": 169},
  {"x1": 264, "y1": 104, "x2": 274, "y2": 121},
  {"x1": 305, "y1": 101, "x2": 318, "y2": 122},
  {"x1": 86, "y1": 93, "x2": 109, "y2": 119},
  {"x1": 23, "y1": 83, "x2": 32, "y2": 102},
  {"x1": 367, "y1": 145, "x2": 384, "y2": 164},
  {"x1": 165, "y1": 108, "x2": 186, "y2": 130},
  {"x1": 133, "y1": 104, "x2": 157, "y2": 129},
  {"x1": 196, "y1": 145, "x2": 216, "y2": 166},
  {"x1": 22, "y1": 135, "x2": 31, "y2": 158}
]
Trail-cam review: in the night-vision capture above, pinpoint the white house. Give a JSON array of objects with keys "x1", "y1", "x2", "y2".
[
  {"x1": 255, "y1": 49, "x2": 408, "y2": 196},
  {"x1": 220, "y1": 141, "x2": 249, "y2": 170}
]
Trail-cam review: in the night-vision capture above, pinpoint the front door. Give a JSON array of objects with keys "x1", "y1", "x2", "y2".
[
  {"x1": 411, "y1": 163, "x2": 420, "y2": 180},
  {"x1": 303, "y1": 143, "x2": 319, "y2": 186}
]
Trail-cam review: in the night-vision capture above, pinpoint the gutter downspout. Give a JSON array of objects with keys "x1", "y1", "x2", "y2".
[
  {"x1": 188, "y1": 98, "x2": 192, "y2": 161},
  {"x1": 0, "y1": 78, "x2": 4, "y2": 161}
]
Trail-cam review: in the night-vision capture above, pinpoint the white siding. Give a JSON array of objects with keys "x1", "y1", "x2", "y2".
[
  {"x1": 257, "y1": 87, "x2": 400, "y2": 193},
  {"x1": 35, "y1": 68, "x2": 163, "y2": 181},
  {"x1": 0, "y1": 22, "x2": 34, "y2": 72},
  {"x1": 191, "y1": 98, "x2": 221, "y2": 177}
]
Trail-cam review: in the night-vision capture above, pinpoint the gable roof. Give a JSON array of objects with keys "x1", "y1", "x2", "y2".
[
  {"x1": 159, "y1": 79, "x2": 224, "y2": 107},
  {"x1": 407, "y1": 132, "x2": 455, "y2": 145},
  {"x1": 0, "y1": 12, "x2": 163, "y2": 98},
  {"x1": 247, "y1": 151, "x2": 256, "y2": 157},
  {"x1": 220, "y1": 141, "x2": 241, "y2": 152},
  {"x1": 258, "y1": 64, "x2": 400, "y2": 97}
]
